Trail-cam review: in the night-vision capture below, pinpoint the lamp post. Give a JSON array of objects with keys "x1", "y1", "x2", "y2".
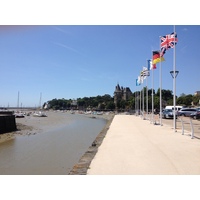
[
  {"x1": 170, "y1": 70, "x2": 179, "y2": 131},
  {"x1": 170, "y1": 71, "x2": 179, "y2": 78}
]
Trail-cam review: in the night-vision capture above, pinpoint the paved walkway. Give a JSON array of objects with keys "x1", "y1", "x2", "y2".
[{"x1": 87, "y1": 115, "x2": 200, "y2": 175}]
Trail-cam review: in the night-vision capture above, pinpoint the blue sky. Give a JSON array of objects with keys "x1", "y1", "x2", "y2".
[
  {"x1": 0, "y1": 25, "x2": 199, "y2": 107},
  {"x1": 0, "y1": 1, "x2": 199, "y2": 108}
]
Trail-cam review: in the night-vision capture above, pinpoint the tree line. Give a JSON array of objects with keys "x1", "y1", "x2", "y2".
[
  {"x1": 46, "y1": 94, "x2": 115, "y2": 111},
  {"x1": 45, "y1": 89, "x2": 200, "y2": 111},
  {"x1": 132, "y1": 88, "x2": 200, "y2": 112}
]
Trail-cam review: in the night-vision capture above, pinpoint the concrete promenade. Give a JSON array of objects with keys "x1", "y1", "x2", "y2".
[{"x1": 87, "y1": 114, "x2": 200, "y2": 175}]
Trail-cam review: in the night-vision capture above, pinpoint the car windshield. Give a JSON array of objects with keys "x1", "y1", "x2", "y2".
[{"x1": 164, "y1": 109, "x2": 172, "y2": 112}]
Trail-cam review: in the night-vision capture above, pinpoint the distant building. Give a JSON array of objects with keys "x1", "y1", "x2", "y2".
[
  {"x1": 114, "y1": 83, "x2": 132, "y2": 107},
  {"x1": 194, "y1": 91, "x2": 200, "y2": 96}
]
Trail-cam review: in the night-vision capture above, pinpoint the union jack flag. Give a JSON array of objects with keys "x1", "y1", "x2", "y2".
[{"x1": 160, "y1": 32, "x2": 178, "y2": 56}]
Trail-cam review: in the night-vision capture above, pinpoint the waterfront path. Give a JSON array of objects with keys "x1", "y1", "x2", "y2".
[{"x1": 87, "y1": 115, "x2": 200, "y2": 175}]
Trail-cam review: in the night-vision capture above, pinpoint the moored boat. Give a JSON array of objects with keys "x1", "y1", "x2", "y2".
[{"x1": 33, "y1": 111, "x2": 47, "y2": 117}]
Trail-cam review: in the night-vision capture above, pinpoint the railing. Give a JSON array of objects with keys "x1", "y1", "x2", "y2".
[
  {"x1": 148, "y1": 113, "x2": 160, "y2": 125},
  {"x1": 136, "y1": 111, "x2": 199, "y2": 139},
  {"x1": 178, "y1": 116, "x2": 194, "y2": 139}
]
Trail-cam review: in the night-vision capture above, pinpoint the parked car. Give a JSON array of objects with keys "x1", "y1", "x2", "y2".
[
  {"x1": 190, "y1": 110, "x2": 200, "y2": 119},
  {"x1": 177, "y1": 108, "x2": 197, "y2": 117},
  {"x1": 165, "y1": 105, "x2": 183, "y2": 111},
  {"x1": 162, "y1": 109, "x2": 177, "y2": 119}
]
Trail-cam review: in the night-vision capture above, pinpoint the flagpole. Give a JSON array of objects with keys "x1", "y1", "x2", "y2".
[
  {"x1": 135, "y1": 90, "x2": 137, "y2": 116},
  {"x1": 173, "y1": 25, "x2": 176, "y2": 132},
  {"x1": 152, "y1": 62, "x2": 154, "y2": 124},
  {"x1": 146, "y1": 74, "x2": 148, "y2": 120},
  {"x1": 137, "y1": 91, "x2": 139, "y2": 115},
  {"x1": 137, "y1": 91, "x2": 138, "y2": 115},
  {"x1": 135, "y1": 91, "x2": 136, "y2": 115},
  {"x1": 140, "y1": 82, "x2": 142, "y2": 118},
  {"x1": 136, "y1": 79, "x2": 138, "y2": 115},
  {"x1": 143, "y1": 82, "x2": 144, "y2": 120},
  {"x1": 159, "y1": 37, "x2": 163, "y2": 126},
  {"x1": 136, "y1": 78, "x2": 140, "y2": 116},
  {"x1": 146, "y1": 60, "x2": 150, "y2": 121},
  {"x1": 135, "y1": 90, "x2": 137, "y2": 115},
  {"x1": 140, "y1": 69, "x2": 144, "y2": 119}
]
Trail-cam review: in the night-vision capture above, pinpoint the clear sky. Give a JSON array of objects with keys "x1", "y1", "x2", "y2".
[
  {"x1": 0, "y1": 25, "x2": 199, "y2": 107},
  {"x1": 0, "y1": 2, "x2": 199, "y2": 107}
]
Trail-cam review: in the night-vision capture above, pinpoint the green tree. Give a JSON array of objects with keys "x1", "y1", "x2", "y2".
[
  {"x1": 176, "y1": 96, "x2": 185, "y2": 105},
  {"x1": 184, "y1": 95, "x2": 193, "y2": 106},
  {"x1": 192, "y1": 95, "x2": 200, "y2": 106},
  {"x1": 154, "y1": 96, "x2": 160, "y2": 110},
  {"x1": 77, "y1": 98, "x2": 86, "y2": 107},
  {"x1": 177, "y1": 94, "x2": 193, "y2": 107},
  {"x1": 156, "y1": 88, "x2": 173, "y2": 101},
  {"x1": 105, "y1": 101, "x2": 115, "y2": 110}
]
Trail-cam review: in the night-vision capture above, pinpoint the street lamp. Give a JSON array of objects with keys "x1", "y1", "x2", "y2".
[
  {"x1": 170, "y1": 70, "x2": 179, "y2": 131},
  {"x1": 170, "y1": 71, "x2": 179, "y2": 78}
]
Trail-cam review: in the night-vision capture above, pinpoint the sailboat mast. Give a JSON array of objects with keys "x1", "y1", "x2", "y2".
[
  {"x1": 39, "y1": 92, "x2": 42, "y2": 108},
  {"x1": 17, "y1": 91, "x2": 19, "y2": 109}
]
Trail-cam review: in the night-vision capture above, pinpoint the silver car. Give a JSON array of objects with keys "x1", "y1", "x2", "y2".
[
  {"x1": 162, "y1": 109, "x2": 176, "y2": 119},
  {"x1": 177, "y1": 108, "x2": 197, "y2": 117}
]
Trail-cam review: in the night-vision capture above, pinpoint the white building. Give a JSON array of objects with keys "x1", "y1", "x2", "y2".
[{"x1": 194, "y1": 91, "x2": 200, "y2": 96}]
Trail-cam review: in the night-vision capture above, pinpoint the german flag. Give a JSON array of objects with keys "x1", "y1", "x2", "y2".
[{"x1": 152, "y1": 51, "x2": 165, "y2": 64}]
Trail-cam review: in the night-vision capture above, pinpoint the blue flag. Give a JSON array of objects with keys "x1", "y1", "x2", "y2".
[{"x1": 136, "y1": 78, "x2": 141, "y2": 86}]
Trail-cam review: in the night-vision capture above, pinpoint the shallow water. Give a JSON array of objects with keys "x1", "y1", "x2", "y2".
[{"x1": 0, "y1": 114, "x2": 106, "y2": 175}]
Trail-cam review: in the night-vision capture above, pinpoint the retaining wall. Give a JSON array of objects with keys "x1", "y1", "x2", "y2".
[{"x1": 0, "y1": 112, "x2": 17, "y2": 134}]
